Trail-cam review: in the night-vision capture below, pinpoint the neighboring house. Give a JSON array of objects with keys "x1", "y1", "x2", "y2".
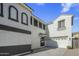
[
  {"x1": 73, "y1": 32, "x2": 79, "y2": 39},
  {"x1": 72, "y1": 32, "x2": 79, "y2": 48},
  {"x1": 47, "y1": 14, "x2": 73, "y2": 48},
  {"x1": 0, "y1": 3, "x2": 46, "y2": 55}
]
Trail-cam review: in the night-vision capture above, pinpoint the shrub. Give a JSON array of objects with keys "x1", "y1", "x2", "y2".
[{"x1": 67, "y1": 46, "x2": 73, "y2": 49}]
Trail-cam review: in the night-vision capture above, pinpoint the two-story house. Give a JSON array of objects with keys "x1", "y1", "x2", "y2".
[
  {"x1": 0, "y1": 3, "x2": 47, "y2": 55},
  {"x1": 46, "y1": 14, "x2": 73, "y2": 48}
]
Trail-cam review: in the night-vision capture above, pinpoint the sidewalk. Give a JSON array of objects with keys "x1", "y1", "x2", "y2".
[
  {"x1": 26, "y1": 48, "x2": 79, "y2": 56},
  {"x1": 14, "y1": 47, "x2": 79, "y2": 56},
  {"x1": 14, "y1": 47, "x2": 52, "y2": 56},
  {"x1": 27, "y1": 48, "x2": 66, "y2": 56}
]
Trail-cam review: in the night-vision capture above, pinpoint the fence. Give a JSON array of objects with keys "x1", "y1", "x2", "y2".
[{"x1": 72, "y1": 38, "x2": 79, "y2": 48}]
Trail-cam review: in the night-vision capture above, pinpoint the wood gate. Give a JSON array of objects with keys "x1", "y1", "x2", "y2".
[{"x1": 72, "y1": 38, "x2": 79, "y2": 48}]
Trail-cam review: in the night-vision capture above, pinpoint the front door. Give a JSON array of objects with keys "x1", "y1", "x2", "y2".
[{"x1": 40, "y1": 37, "x2": 45, "y2": 46}]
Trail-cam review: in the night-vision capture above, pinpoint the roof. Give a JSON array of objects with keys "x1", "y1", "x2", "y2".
[
  {"x1": 32, "y1": 14, "x2": 47, "y2": 25},
  {"x1": 18, "y1": 3, "x2": 46, "y2": 25},
  {"x1": 18, "y1": 3, "x2": 33, "y2": 12},
  {"x1": 73, "y1": 32, "x2": 79, "y2": 35},
  {"x1": 48, "y1": 14, "x2": 74, "y2": 25},
  {"x1": 60, "y1": 14, "x2": 74, "y2": 16}
]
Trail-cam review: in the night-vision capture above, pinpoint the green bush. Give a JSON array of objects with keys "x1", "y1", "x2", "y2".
[{"x1": 67, "y1": 46, "x2": 73, "y2": 49}]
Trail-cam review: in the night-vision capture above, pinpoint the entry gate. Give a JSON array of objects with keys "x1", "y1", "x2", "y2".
[{"x1": 72, "y1": 38, "x2": 79, "y2": 48}]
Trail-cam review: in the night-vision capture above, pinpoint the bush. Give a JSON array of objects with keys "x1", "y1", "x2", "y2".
[{"x1": 67, "y1": 46, "x2": 73, "y2": 49}]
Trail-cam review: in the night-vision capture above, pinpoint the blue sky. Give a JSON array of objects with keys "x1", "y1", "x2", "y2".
[{"x1": 27, "y1": 3, "x2": 79, "y2": 32}]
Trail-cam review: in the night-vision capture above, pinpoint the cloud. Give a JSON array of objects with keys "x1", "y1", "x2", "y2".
[
  {"x1": 61, "y1": 3, "x2": 72, "y2": 13},
  {"x1": 61, "y1": 3, "x2": 79, "y2": 13}
]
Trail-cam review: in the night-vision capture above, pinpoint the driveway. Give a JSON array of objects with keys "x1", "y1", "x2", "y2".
[
  {"x1": 64, "y1": 48, "x2": 79, "y2": 56},
  {"x1": 27, "y1": 48, "x2": 79, "y2": 56}
]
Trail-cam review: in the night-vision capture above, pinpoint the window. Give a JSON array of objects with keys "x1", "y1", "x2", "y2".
[
  {"x1": 21, "y1": 12, "x2": 28, "y2": 25},
  {"x1": 39, "y1": 22, "x2": 42, "y2": 28},
  {"x1": 34, "y1": 18, "x2": 38, "y2": 27},
  {"x1": 58, "y1": 20, "x2": 65, "y2": 30},
  {"x1": 30, "y1": 16, "x2": 33, "y2": 25},
  {"x1": 72, "y1": 16, "x2": 74, "y2": 25},
  {"x1": 0, "y1": 3, "x2": 3, "y2": 17},
  {"x1": 43, "y1": 24, "x2": 45, "y2": 30},
  {"x1": 8, "y1": 5, "x2": 18, "y2": 22}
]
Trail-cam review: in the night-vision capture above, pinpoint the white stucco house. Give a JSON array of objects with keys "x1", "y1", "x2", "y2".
[
  {"x1": 46, "y1": 14, "x2": 73, "y2": 48},
  {"x1": 0, "y1": 3, "x2": 47, "y2": 55},
  {"x1": 0, "y1": 3, "x2": 74, "y2": 56}
]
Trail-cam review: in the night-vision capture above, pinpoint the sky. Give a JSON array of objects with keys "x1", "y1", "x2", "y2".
[{"x1": 27, "y1": 3, "x2": 79, "y2": 32}]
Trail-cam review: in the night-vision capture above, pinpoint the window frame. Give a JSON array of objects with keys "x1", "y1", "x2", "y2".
[
  {"x1": 8, "y1": 5, "x2": 19, "y2": 22},
  {"x1": 30, "y1": 16, "x2": 33, "y2": 25},
  {"x1": 21, "y1": 12, "x2": 28, "y2": 25},
  {"x1": 39, "y1": 22, "x2": 42, "y2": 29},
  {"x1": 34, "y1": 18, "x2": 38, "y2": 27},
  {"x1": 43, "y1": 24, "x2": 45, "y2": 30},
  {"x1": 72, "y1": 16, "x2": 74, "y2": 25},
  {"x1": 58, "y1": 20, "x2": 66, "y2": 30}
]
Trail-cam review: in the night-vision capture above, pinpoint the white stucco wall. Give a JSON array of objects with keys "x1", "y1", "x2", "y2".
[
  {"x1": 47, "y1": 14, "x2": 73, "y2": 48},
  {"x1": 0, "y1": 3, "x2": 46, "y2": 49},
  {"x1": 30, "y1": 15, "x2": 46, "y2": 49}
]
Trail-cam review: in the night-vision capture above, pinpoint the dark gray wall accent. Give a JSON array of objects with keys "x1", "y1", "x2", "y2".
[
  {"x1": 0, "y1": 3, "x2": 3, "y2": 17},
  {"x1": 0, "y1": 44, "x2": 31, "y2": 56},
  {"x1": 0, "y1": 24, "x2": 31, "y2": 34}
]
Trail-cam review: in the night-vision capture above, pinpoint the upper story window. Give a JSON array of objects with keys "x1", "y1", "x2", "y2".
[
  {"x1": 72, "y1": 16, "x2": 74, "y2": 25},
  {"x1": 30, "y1": 16, "x2": 33, "y2": 25},
  {"x1": 21, "y1": 12, "x2": 28, "y2": 25},
  {"x1": 58, "y1": 20, "x2": 66, "y2": 30},
  {"x1": 39, "y1": 22, "x2": 42, "y2": 28},
  {"x1": 8, "y1": 5, "x2": 18, "y2": 22},
  {"x1": 0, "y1": 3, "x2": 3, "y2": 17},
  {"x1": 34, "y1": 18, "x2": 38, "y2": 27},
  {"x1": 43, "y1": 24, "x2": 46, "y2": 30}
]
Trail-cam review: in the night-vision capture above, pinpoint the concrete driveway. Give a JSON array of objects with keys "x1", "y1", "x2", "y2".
[{"x1": 27, "y1": 48, "x2": 79, "y2": 56}]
